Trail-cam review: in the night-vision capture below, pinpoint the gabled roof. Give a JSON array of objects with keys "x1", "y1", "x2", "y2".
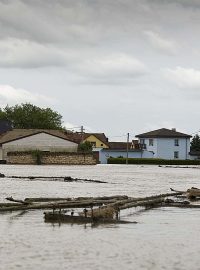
[
  {"x1": 0, "y1": 129, "x2": 78, "y2": 145},
  {"x1": 64, "y1": 132, "x2": 82, "y2": 144},
  {"x1": 64, "y1": 132, "x2": 109, "y2": 146},
  {"x1": 136, "y1": 128, "x2": 192, "y2": 138},
  {"x1": 83, "y1": 133, "x2": 109, "y2": 146}
]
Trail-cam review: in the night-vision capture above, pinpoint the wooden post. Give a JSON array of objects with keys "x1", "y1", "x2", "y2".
[{"x1": 126, "y1": 133, "x2": 130, "y2": 165}]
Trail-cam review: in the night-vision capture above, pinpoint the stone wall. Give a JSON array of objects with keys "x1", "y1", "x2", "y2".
[{"x1": 7, "y1": 151, "x2": 97, "y2": 165}]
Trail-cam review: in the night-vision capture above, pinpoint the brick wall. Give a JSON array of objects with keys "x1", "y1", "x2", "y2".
[{"x1": 7, "y1": 151, "x2": 97, "y2": 165}]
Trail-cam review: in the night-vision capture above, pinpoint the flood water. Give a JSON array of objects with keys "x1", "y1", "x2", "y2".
[{"x1": 0, "y1": 164, "x2": 200, "y2": 270}]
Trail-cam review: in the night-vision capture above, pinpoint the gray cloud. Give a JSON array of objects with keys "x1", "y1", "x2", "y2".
[
  {"x1": 144, "y1": 31, "x2": 178, "y2": 55},
  {"x1": 0, "y1": 84, "x2": 56, "y2": 106},
  {"x1": 164, "y1": 67, "x2": 200, "y2": 89},
  {"x1": 0, "y1": 0, "x2": 200, "y2": 136}
]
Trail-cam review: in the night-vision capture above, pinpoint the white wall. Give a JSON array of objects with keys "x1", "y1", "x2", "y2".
[
  {"x1": 157, "y1": 138, "x2": 190, "y2": 160},
  {"x1": 139, "y1": 137, "x2": 190, "y2": 159},
  {"x1": 2, "y1": 132, "x2": 78, "y2": 159},
  {"x1": 99, "y1": 150, "x2": 153, "y2": 164}
]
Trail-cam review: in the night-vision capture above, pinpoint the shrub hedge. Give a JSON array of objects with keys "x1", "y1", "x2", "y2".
[{"x1": 107, "y1": 157, "x2": 200, "y2": 165}]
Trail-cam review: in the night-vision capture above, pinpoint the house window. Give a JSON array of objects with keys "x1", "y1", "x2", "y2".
[
  {"x1": 174, "y1": 139, "x2": 179, "y2": 146},
  {"x1": 90, "y1": 141, "x2": 96, "y2": 148},
  {"x1": 149, "y1": 139, "x2": 154, "y2": 146},
  {"x1": 174, "y1": 151, "x2": 179, "y2": 159},
  {"x1": 140, "y1": 139, "x2": 145, "y2": 144}
]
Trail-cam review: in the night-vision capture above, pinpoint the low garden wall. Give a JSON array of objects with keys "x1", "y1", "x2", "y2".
[{"x1": 7, "y1": 151, "x2": 97, "y2": 165}]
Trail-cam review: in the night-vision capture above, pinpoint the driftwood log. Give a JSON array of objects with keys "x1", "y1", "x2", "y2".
[
  {"x1": 5, "y1": 197, "x2": 30, "y2": 205},
  {"x1": 170, "y1": 187, "x2": 200, "y2": 199},
  {"x1": 1, "y1": 188, "x2": 199, "y2": 217},
  {"x1": 24, "y1": 195, "x2": 128, "y2": 203},
  {"x1": 0, "y1": 196, "x2": 129, "y2": 212},
  {"x1": 163, "y1": 203, "x2": 200, "y2": 208},
  {"x1": 4, "y1": 175, "x2": 107, "y2": 184}
]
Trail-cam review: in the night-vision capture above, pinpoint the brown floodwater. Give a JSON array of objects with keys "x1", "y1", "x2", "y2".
[{"x1": 0, "y1": 164, "x2": 200, "y2": 270}]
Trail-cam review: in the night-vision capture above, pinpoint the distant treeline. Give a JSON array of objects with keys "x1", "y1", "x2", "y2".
[{"x1": 108, "y1": 158, "x2": 200, "y2": 165}]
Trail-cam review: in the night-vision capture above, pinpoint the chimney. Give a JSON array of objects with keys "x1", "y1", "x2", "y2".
[{"x1": 172, "y1": 128, "x2": 176, "y2": 131}]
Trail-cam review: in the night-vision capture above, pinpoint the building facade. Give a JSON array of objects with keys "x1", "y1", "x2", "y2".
[
  {"x1": 83, "y1": 133, "x2": 109, "y2": 148},
  {"x1": 98, "y1": 149, "x2": 153, "y2": 164},
  {"x1": 136, "y1": 128, "x2": 191, "y2": 160}
]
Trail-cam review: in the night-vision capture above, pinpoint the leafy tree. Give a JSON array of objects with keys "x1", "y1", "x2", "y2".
[
  {"x1": 0, "y1": 103, "x2": 63, "y2": 129},
  {"x1": 78, "y1": 141, "x2": 93, "y2": 153},
  {"x1": 190, "y1": 134, "x2": 200, "y2": 151},
  {"x1": 0, "y1": 108, "x2": 6, "y2": 120}
]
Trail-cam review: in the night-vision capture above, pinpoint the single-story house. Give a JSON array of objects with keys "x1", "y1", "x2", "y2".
[
  {"x1": 0, "y1": 129, "x2": 78, "y2": 161},
  {"x1": 98, "y1": 141, "x2": 153, "y2": 164}
]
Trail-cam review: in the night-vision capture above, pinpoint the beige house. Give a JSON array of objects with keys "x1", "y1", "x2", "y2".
[{"x1": 0, "y1": 129, "x2": 78, "y2": 161}]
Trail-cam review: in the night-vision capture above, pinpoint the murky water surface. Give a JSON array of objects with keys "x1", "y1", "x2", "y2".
[{"x1": 0, "y1": 164, "x2": 200, "y2": 270}]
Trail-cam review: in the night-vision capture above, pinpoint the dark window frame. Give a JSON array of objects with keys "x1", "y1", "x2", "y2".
[
  {"x1": 149, "y1": 139, "x2": 154, "y2": 146},
  {"x1": 174, "y1": 139, "x2": 179, "y2": 146},
  {"x1": 174, "y1": 151, "x2": 179, "y2": 159}
]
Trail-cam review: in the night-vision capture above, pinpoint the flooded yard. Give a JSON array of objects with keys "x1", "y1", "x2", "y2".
[{"x1": 0, "y1": 164, "x2": 200, "y2": 270}]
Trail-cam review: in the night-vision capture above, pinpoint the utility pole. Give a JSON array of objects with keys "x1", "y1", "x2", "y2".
[
  {"x1": 80, "y1": 125, "x2": 85, "y2": 142},
  {"x1": 126, "y1": 132, "x2": 130, "y2": 165}
]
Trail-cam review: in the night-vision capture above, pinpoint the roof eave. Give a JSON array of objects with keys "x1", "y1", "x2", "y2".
[{"x1": 136, "y1": 135, "x2": 192, "y2": 138}]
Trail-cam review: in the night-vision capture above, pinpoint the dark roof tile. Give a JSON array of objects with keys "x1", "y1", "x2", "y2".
[
  {"x1": 136, "y1": 128, "x2": 191, "y2": 138},
  {"x1": 0, "y1": 129, "x2": 78, "y2": 145},
  {"x1": 108, "y1": 142, "x2": 133, "y2": 150}
]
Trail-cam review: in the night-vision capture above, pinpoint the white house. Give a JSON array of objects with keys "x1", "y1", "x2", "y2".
[
  {"x1": 136, "y1": 128, "x2": 192, "y2": 160},
  {"x1": 0, "y1": 129, "x2": 78, "y2": 161}
]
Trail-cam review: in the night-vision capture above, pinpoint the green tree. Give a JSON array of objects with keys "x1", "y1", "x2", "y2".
[
  {"x1": 78, "y1": 141, "x2": 93, "y2": 153},
  {"x1": 191, "y1": 134, "x2": 200, "y2": 151},
  {"x1": 0, "y1": 103, "x2": 63, "y2": 129},
  {"x1": 0, "y1": 108, "x2": 7, "y2": 120}
]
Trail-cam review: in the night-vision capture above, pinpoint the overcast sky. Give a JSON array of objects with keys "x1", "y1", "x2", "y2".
[{"x1": 0, "y1": 0, "x2": 200, "y2": 140}]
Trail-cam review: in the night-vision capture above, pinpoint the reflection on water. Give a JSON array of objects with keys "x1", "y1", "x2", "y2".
[{"x1": 0, "y1": 164, "x2": 200, "y2": 270}]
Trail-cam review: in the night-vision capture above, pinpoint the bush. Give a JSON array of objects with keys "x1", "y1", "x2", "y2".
[
  {"x1": 107, "y1": 157, "x2": 200, "y2": 165},
  {"x1": 78, "y1": 141, "x2": 93, "y2": 153}
]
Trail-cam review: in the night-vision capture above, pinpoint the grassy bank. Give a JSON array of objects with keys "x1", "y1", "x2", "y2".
[{"x1": 107, "y1": 157, "x2": 200, "y2": 165}]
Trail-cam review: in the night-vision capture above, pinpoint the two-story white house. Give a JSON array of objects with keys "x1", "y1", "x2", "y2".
[{"x1": 136, "y1": 128, "x2": 192, "y2": 160}]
